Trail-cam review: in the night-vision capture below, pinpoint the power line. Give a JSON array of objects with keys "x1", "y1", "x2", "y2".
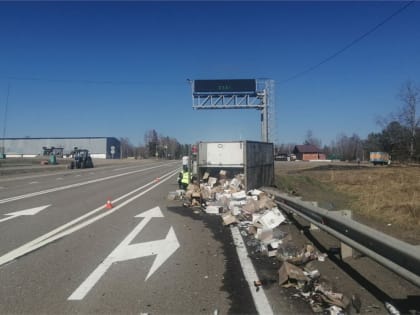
[
  {"x1": 2, "y1": 75, "x2": 185, "y2": 86},
  {"x1": 279, "y1": 1, "x2": 415, "y2": 85},
  {"x1": 1, "y1": 2, "x2": 414, "y2": 87}
]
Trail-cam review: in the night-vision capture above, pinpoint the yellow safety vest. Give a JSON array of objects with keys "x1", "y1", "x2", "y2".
[{"x1": 181, "y1": 172, "x2": 190, "y2": 184}]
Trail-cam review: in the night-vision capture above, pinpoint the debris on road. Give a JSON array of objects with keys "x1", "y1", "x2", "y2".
[{"x1": 171, "y1": 170, "x2": 354, "y2": 314}]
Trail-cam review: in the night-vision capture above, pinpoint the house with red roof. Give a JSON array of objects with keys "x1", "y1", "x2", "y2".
[{"x1": 293, "y1": 144, "x2": 326, "y2": 161}]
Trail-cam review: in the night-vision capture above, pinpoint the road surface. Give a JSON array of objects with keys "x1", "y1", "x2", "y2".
[{"x1": 0, "y1": 160, "x2": 258, "y2": 314}]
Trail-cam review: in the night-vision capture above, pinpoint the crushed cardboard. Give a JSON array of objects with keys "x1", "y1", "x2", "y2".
[
  {"x1": 278, "y1": 261, "x2": 309, "y2": 285},
  {"x1": 222, "y1": 212, "x2": 237, "y2": 226},
  {"x1": 180, "y1": 171, "x2": 349, "y2": 315}
]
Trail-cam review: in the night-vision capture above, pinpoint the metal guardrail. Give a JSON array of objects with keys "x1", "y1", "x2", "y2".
[{"x1": 261, "y1": 187, "x2": 420, "y2": 288}]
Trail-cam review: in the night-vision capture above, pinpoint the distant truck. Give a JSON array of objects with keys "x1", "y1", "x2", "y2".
[
  {"x1": 274, "y1": 153, "x2": 296, "y2": 161},
  {"x1": 370, "y1": 152, "x2": 391, "y2": 165}
]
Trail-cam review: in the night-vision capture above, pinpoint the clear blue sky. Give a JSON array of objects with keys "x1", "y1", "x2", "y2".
[{"x1": 1, "y1": 1, "x2": 419, "y2": 147}]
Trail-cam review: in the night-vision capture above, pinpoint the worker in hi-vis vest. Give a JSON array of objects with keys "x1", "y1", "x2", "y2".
[{"x1": 181, "y1": 169, "x2": 190, "y2": 190}]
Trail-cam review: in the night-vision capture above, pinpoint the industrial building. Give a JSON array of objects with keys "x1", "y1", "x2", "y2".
[{"x1": 0, "y1": 137, "x2": 120, "y2": 159}]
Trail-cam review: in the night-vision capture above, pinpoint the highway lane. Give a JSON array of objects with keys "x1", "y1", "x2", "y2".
[
  {"x1": 0, "y1": 159, "x2": 168, "y2": 200},
  {"x1": 0, "y1": 160, "x2": 179, "y2": 255},
  {"x1": 0, "y1": 160, "x2": 256, "y2": 314}
]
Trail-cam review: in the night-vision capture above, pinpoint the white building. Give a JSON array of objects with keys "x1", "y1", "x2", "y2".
[{"x1": 0, "y1": 137, "x2": 121, "y2": 159}]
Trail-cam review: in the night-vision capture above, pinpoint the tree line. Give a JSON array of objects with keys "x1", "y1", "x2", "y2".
[
  {"x1": 119, "y1": 129, "x2": 189, "y2": 160},
  {"x1": 276, "y1": 81, "x2": 420, "y2": 163}
]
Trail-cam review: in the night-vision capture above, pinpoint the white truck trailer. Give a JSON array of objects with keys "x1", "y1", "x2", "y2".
[{"x1": 197, "y1": 141, "x2": 274, "y2": 190}]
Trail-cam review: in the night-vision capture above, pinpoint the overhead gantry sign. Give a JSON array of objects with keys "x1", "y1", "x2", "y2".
[{"x1": 190, "y1": 79, "x2": 275, "y2": 142}]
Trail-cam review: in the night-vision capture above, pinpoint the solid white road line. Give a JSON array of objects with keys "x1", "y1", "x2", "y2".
[{"x1": 230, "y1": 226, "x2": 274, "y2": 315}]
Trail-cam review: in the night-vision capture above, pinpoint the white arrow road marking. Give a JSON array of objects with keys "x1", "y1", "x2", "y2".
[
  {"x1": 0, "y1": 169, "x2": 179, "y2": 267},
  {"x1": 68, "y1": 207, "x2": 180, "y2": 300},
  {"x1": 0, "y1": 205, "x2": 50, "y2": 223}
]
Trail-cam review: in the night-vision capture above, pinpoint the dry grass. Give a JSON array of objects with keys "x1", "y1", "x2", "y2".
[
  {"x1": 307, "y1": 166, "x2": 420, "y2": 228},
  {"x1": 275, "y1": 162, "x2": 420, "y2": 242}
]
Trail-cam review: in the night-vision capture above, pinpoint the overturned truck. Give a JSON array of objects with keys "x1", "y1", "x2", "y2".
[{"x1": 197, "y1": 141, "x2": 274, "y2": 190}]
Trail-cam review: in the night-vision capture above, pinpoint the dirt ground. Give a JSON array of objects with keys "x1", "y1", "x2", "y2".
[{"x1": 272, "y1": 161, "x2": 420, "y2": 314}]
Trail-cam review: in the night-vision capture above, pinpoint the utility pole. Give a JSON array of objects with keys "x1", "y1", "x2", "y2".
[
  {"x1": 260, "y1": 90, "x2": 268, "y2": 142},
  {"x1": 1, "y1": 82, "x2": 11, "y2": 157}
]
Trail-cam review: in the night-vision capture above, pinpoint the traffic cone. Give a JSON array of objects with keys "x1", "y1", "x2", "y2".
[
  {"x1": 105, "y1": 198, "x2": 113, "y2": 209},
  {"x1": 155, "y1": 177, "x2": 160, "y2": 183}
]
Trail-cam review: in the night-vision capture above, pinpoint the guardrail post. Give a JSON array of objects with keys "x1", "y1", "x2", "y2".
[
  {"x1": 309, "y1": 201, "x2": 320, "y2": 231},
  {"x1": 331, "y1": 210, "x2": 353, "y2": 259}
]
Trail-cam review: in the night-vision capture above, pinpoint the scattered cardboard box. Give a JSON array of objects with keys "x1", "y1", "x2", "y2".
[
  {"x1": 232, "y1": 191, "x2": 247, "y2": 200},
  {"x1": 222, "y1": 212, "x2": 237, "y2": 226},
  {"x1": 255, "y1": 228, "x2": 273, "y2": 242},
  {"x1": 256, "y1": 208, "x2": 285, "y2": 229},
  {"x1": 208, "y1": 177, "x2": 217, "y2": 187},
  {"x1": 205, "y1": 205, "x2": 223, "y2": 214},
  {"x1": 278, "y1": 262, "x2": 309, "y2": 285}
]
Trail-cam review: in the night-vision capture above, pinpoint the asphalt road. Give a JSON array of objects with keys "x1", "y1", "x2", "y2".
[
  {"x1": 4, "y1": 160, "x2": 418, "y2": 315},
  {"x1": 0, "y1": 160, "x2": 257, "y2": 314}
]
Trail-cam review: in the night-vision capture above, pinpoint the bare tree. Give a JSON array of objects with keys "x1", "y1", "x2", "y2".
[
  {"x1": 398, "y1": 81, "x2": 420, "y2": 161},
  {"x1": 119, "y1": 137, "x2": 135, "y2": 159},
  {"x1": 141, "y1": 129, "x2": 184, "y2": 159},
  {"x1": 304, "y1": 130, "x2": 322, "y2": 148},
  {"x1": 331, "y1": 133, "x2": 362, "y2": 161},
  {"x1": 275, "y1": 143, "x2": 296, "y2": 155},
  {"x1": 158, "y1": 135, "x2": 179, "y2": 159},
  {"x1": 144, "y1": 129, "x2": 159, "y2": 158}
]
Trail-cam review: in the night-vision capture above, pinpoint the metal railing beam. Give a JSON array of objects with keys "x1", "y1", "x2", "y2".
[{"x1": 262, "y1": 187, "x2": 420, "y2": 288}]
